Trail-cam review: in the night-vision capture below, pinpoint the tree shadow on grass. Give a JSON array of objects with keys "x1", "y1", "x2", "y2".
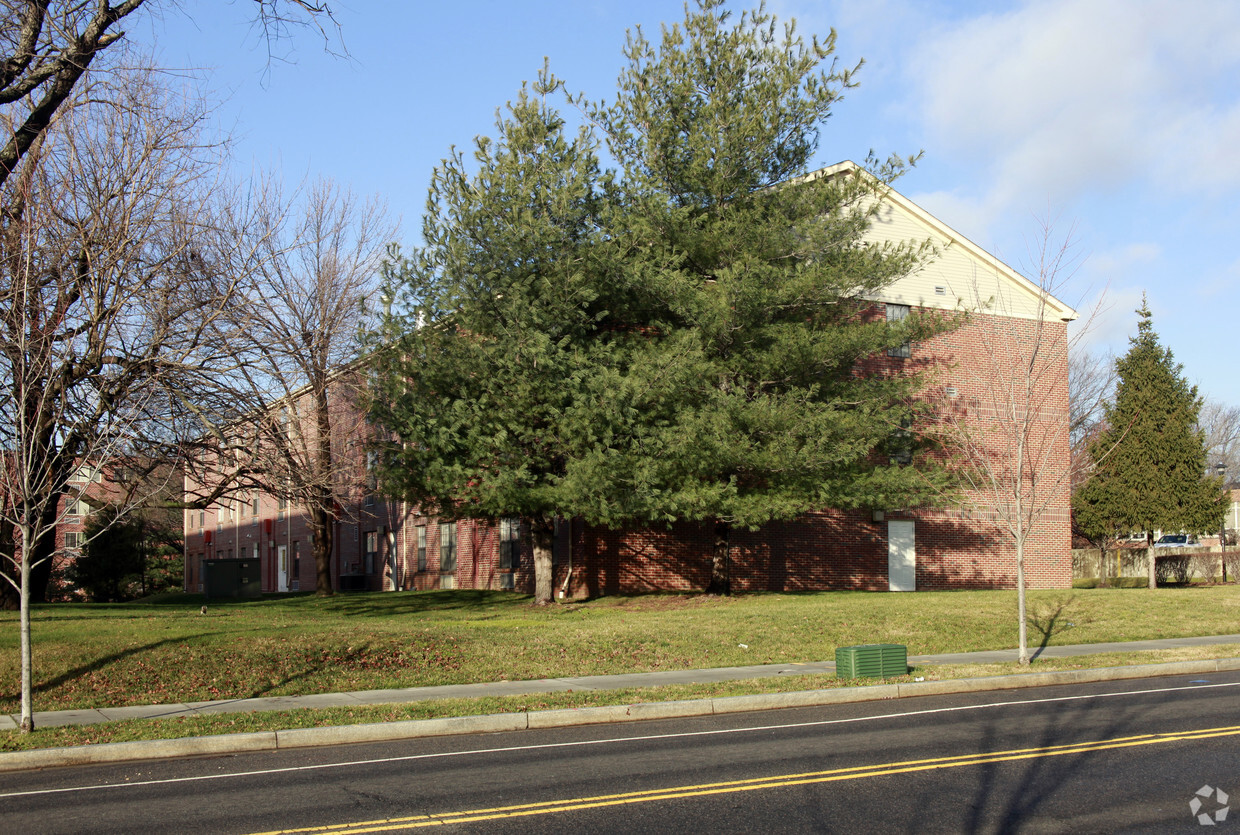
[
  {"x1": 313, "y1": 589, "x2": 532, "y2": 619},
  {"x1": 0, "y1": 634, "x2": 210, "y2": 707},
  {"x1": 1026, "y1": 594, "x2": 1076, "y2": 660}
]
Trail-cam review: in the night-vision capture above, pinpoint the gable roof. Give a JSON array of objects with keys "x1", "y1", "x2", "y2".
[{"x1": 806, "y1": 161, "x2": 1078, "y2": 323}]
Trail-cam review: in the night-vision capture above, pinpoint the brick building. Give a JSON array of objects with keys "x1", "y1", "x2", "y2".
[{"x1": 183, "y1": 162, "x2": 1075, "y2": 596}]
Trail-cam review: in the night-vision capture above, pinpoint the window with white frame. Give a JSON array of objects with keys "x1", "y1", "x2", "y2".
[
  {"x1": 890, "y1": 415, "x2": 914, "y2": 467},
  {"x1": 71, "y1": 465, "x2": 102, "y2": 483},
  {"x1": 499, "y1": 518, "x2": 520, "y2": 569},
  {"x1": 439, "y1": 523, "x2": 457, "y2": 572},
  {"x1": 364, "y1": 530, "x2": 378, "y2": 575},
  {"x1": 416, "y1": 526, "x2": 427, "y2": 572},
  {"x1": 886, "y1": 303, "x2": 911, "y2": 358},
  {"x1": 365, "y1": 449, "x2": 379, "y2": 495}
]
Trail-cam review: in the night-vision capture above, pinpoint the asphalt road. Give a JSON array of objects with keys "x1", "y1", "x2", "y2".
[{"x1": 4, "y1": 671, "x2": 1240, "y2": 833}]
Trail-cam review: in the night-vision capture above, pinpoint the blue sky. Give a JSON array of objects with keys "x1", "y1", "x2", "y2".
[{"x1": 146, "y1": 0, "x2": 1240, "y2": 406}]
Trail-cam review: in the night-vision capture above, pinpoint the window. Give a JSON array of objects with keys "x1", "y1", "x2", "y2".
[
  {"x1": 292, "y1": 541, "x2": 301, "y2": 584},
  {"x1": 277, "y1": 495, "x2": 286, "y2": 520},
  {"x1": 886, "y1": 303, "x2": 911, "y2": 358},
  {"x1": 65, "y1": 498, "x2": 86, "y2": 518},
  {"x1": 364, "y1": 531, "x2": 378, "y2": 575},
  {"x1": 499, "y1": 518, "x2": 520, "y2": 569},
  {"x1": 890, "y1": 415, "x2": 913, "y2": 467},
  {"x1": 416, "y1": 526, "x2": 427, "y2": 572},
  {"x1": 439, "y1": 523, "x2": 457, "y2": 572},
  {"x1": 198, "y1": 510, "x2": 205, "y2": 531},
  {"x1": 71, "y1": 465, "x2": 101, "y2": 483},
  {"x1": 365, "y1": 450, "x2": 379, "y2": 492},
  {"x1": 251, "y1": 496, "x2": 260, "y2": 518},
  {"x1": 64, "y1": 531, "x2": 81, "y2": 550}
]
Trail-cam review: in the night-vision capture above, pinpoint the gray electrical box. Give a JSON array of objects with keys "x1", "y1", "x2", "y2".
[{"x1": 203, "y1": 559, "x2": 262, "y2": 600}]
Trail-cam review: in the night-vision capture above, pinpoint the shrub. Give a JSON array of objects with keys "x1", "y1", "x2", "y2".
[{"x1": 1154, "y1": 554, "x2": 1192, "y2": 585}]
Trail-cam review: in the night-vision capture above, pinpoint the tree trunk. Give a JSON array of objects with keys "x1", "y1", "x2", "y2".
[
  {"x1": 530, "y1": 517, "x2": 555, "y2": 605},
  {"x1": 26, "y1": 515, "x2": 57, "y2": 603},
  {"x1": 707, "y1": 519, "x2": 732, "y2": 595},
  {"x1": 310, "y1": 502, "x2": 334, "y2": 596},
  {"x1": 1, "y1": 514, "x2": 16, "y2": 610},
  {"x1": 19, "y1": 524, "x2": 34, "y2": 732},
  {"x1": 1147, "y1": 530, "x2": 1156, "y2": 590},
  {"x1": 312, "y1": 387, "x2": 335, "y2": 596},
  {"x1": 27, "y1": 450, "x2": 72, "y2": 603},
  {"x1": 1016, "y1": 534, "x2": 1029, "y2": 666},
  {"x1": 1098, "y1": 543, "x2": 1109, "y2": 588}
]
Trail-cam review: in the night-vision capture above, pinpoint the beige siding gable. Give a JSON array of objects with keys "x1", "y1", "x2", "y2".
[{"x1": 819, "y1": 161, "x2": 1077, "y2": 322}]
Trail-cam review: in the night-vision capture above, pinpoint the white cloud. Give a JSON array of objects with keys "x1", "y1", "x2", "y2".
[
  {"x1": 1068, "y1": 242, "x2": 1163, "y2": 349},
  {"x1": 907, "y1": 0, "x2": 1240, "y2": 212},
  {"x1": 1070, "y1": 284, "x2": 1145, "y2": 352}
]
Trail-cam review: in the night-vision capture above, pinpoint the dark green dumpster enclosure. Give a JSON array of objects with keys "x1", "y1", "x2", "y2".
[
  {"x1": 203, "y1": 559, "x2": 262, "y2": 600},
  {"x1": 835, "y1": 644, "x2": 907, "y2": 678}
]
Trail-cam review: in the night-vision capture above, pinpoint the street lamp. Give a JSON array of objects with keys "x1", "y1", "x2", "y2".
[{"x1": 1217, "y1": 462, "x2": 1228, "y2": 584}]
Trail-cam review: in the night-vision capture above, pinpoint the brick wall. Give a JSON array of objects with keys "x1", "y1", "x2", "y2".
[{"x1": 184, "y1": 307, "x2": 1072, "y2": 595}]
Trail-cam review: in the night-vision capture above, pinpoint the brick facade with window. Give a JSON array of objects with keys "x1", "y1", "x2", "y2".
[{"x1": 183, "y1": 164, "x2": 1074, "y2": 596}]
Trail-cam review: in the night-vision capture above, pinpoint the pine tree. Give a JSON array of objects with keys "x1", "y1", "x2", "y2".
[
  {"x1": 371, "y1": 67, "x2": 643, "y2": 604},
  {"x1": 374, "y1": 2, "x2": 958, "y2": 601},
  {"x1": 563, "y1": 0, "x2": 954, "y2": 592},
  {"x1": 1074, "y1": 297, "x2": 1225, "y2": 588}
]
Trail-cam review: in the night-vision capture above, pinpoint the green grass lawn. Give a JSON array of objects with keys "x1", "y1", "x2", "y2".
[{"x1": 3, "y1": 585, "x2": 1239, "y2": 717}]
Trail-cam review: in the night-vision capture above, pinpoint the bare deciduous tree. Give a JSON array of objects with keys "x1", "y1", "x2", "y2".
[
  {"x1": 0, "y1": 68, "x2": 245, "y2": 731},
  {"x1": 1068, "y1": 346, "x2": 1115, "y2": 489},
  {"x1": 190, "y1": 179, "x2": 396, "y2": 595},
  {"x1": 1200, "y1": 398, "x2": 1240, "y2": 476},
  {"x1": 932, "y1": 222, "x2": 1095, "y2": 664},
  {"x1": 0, "y1": 0, "x2": 341, "y2": 189}
]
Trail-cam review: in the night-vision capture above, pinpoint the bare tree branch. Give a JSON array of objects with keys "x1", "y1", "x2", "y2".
[{"x1": 930, "y1": 218, "x2": 1090, "y2": 664}]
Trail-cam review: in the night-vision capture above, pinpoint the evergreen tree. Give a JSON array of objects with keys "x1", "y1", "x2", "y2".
[
  {"x1": 371, "y1": 67, "x2": 644, "y2": 604},
  {"x1": 1074, "y1": 297, "x2": 1225, "y2": 588},
  {"x1": 69, "y1": 506, "x2": 147, "y2": 603},
  {"x1": 374, "y1": 1, "x2": 956, "y2": 601},
  {"x1": 67, "y1": 502, "x2": 183, "y2": 602},
  {"x1": 565, "y1": 0, "x2": 954, "y2": 592}
]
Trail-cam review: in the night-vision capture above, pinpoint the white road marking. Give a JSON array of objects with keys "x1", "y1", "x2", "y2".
[{"x1": 3, "y1": 678, "x2": 1237, "y2": 801}]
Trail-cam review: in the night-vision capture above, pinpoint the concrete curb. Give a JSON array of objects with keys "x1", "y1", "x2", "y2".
[{"x1": 2, "y1": 656, "x2": 1238, "y2": 773}]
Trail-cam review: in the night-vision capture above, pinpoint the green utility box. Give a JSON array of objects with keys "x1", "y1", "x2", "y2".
[
  {"x1": 203, "y1": 558, "x2": 262, "y2": 600},
  {"x1": 835, "y1": 643, "x2": 907, "y2": 678}
]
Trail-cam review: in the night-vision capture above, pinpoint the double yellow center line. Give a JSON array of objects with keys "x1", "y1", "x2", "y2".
[{"x1": 252, "y1": 723, "x2": 1240, "y2": 833}]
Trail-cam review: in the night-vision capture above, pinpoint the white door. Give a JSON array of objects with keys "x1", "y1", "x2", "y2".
[
  {"x1": 277, "y1": 545, "x2": 288, "y2": 592},
  {"x1": 888, "y1": 520, "x2": 916, "y2": 591}
]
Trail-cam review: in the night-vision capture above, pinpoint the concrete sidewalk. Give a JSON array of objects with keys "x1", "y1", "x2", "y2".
[{"x1": 7, "y1": 633, "x2": 1240, "y2": 732}]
